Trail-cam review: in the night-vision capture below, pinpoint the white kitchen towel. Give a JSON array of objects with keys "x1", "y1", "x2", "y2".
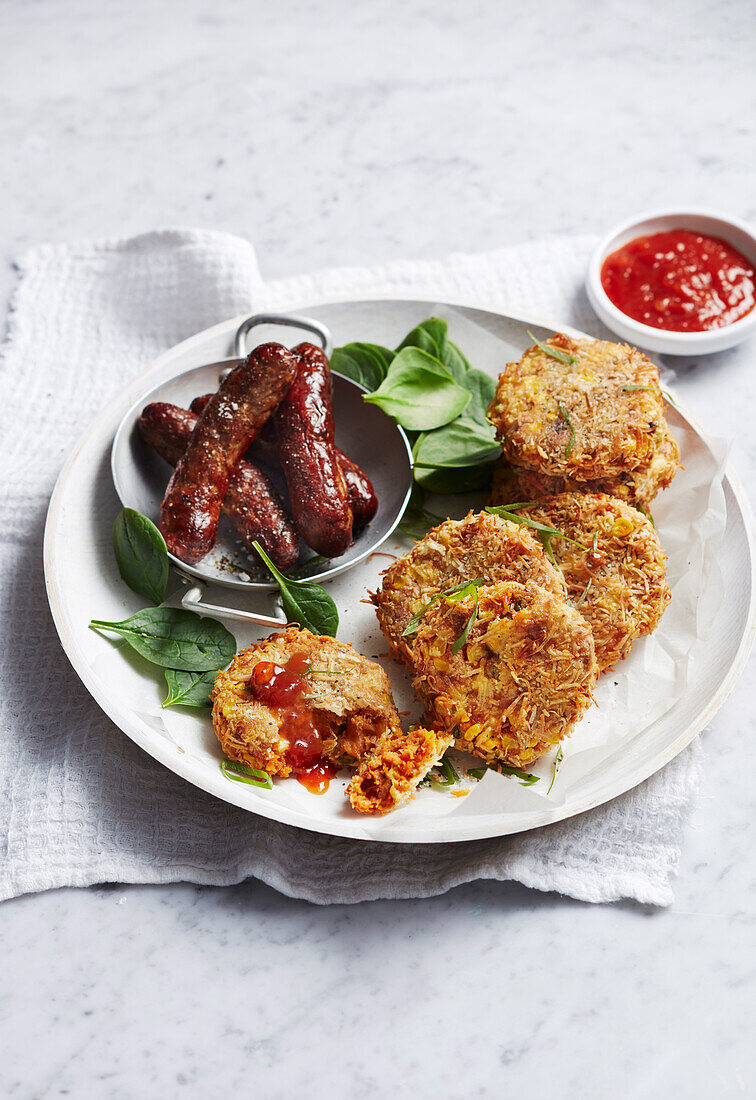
[{"x1": 0, "y1": 228, "x2": 704, "y2": 907}]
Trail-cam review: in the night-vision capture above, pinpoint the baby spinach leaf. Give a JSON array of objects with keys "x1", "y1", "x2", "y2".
[
  {"x1": 253, "y1": 541, "x2": 339, "y2": 637},
  {"x1": 397, "y1": 318, "x2": 445, "y2": 359},
  {"x1": 163, "y1": 668, "x2": 215, "y2": 709},
  {"x1": 414, "y1": 462, "x2": 496, "y2": 494},
  {"x1": 461, "y1": 368, "x2": 496, "y2": 422},
  {"x1": 112, "y1": 508, "x2": 169, "y2": 606},
  {"x1": 331, "y1": 342, "x2": 394, "y2": 392},
  {"x1": 363, "y1": 347, "x2": 470, "y2": 430},
  {"x1": 89, "y1": 607, "x2": 236, "y2": 671},
  {"x1": 413, "y1": 417, "x2": 501, "y2": 469},
  {"x1": 398, "y1": 485, "x2": 445, "y2": 539}
]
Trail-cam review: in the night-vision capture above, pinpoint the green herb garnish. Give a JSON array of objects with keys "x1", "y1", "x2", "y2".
[
  {"x1": 547, "y1": 745, "x2": 564, "y2": 795},
  {"x1": 485, "y1": 505, "x2": 587, "y2": 567},
  {"x1": 451, "y1": 585, "x2": 479, "y2": 655},
  {"x1": 402, "y1": 577, "x2": 486, "y2": 638},
  {"x1": 90, "y1": 606, "x2": 236, "y2": 671},
  {"x1": 495, "y1": 764, "x2": 540, "y2": 786},
  {"x1": 421, "y1": 751, "x2": 462, "y2": 790},
  {"x1": 221, "y1": 759, "x2": 273, "y2": 789},
  {"x1": 253, "y1": 541, "x2": 339, "y2": 637},
  {"x1": 527, "y1": 330, "x2": 577, "y2": 366},
  {"x1": 573, "y1": 578, "x2": 592, "y2": 610},
  {"x1": 621, "y1": 383, "x2": 675, "y2": 404},
  {"x1": 468, "y1": 766, "x2": 488, "y2": 780},
  {"x1": 637, "y1": 504, "x2": 655, "y2": 528},
  {"x1": 557, "y1": 400, "x2": 576, "y2": 457},
  {"x1": 112, "y1": 507, "x2": 169, "y2": 605}
]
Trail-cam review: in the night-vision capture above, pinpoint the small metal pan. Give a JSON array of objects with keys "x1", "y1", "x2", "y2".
[{"x1": 111, "y1": 312, "x2": 413, "y2": 626}]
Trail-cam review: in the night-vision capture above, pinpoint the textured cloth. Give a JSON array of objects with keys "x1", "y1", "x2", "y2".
[{"x1": 0, "y1": 228, "x2": 703, "y2": 906}]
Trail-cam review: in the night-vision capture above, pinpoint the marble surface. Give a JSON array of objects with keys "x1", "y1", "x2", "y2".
[{"x1": 1, "y1": 0, "x2": 755, "y2": 1096}]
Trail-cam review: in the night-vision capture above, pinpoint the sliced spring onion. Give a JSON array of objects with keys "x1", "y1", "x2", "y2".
[
  {"x1": 221, "y1": 759, "x2": 273, "y2": 789},
  {"x1": 527, "y1": 330, "x2": 577, "y2": 366}
]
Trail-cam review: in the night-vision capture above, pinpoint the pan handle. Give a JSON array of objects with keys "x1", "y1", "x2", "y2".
[
  {"x1": 234, "y1": 313, "x2": 332, "y2": 358},
  {"x1": 181, "y1": 578, "x2": 286, "y2": 629}
]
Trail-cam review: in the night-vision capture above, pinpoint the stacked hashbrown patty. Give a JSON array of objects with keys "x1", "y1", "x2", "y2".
[
  {"x1": 372, "y1": 511, "x2": 565, "y2": 667},
  {"x1": 486, "y1": 333, "x2": 679, "y2": 508},
  {"x1": 412, "y1": 580, "x2": 597, "y2": 769}
]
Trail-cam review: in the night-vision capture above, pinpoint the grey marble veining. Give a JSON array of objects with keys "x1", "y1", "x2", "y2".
[{"x1": 2, "y1": 0, "x2": 755, "y2": 1097}]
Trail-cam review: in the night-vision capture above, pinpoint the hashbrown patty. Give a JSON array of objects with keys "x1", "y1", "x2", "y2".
[
  {"x1": 211, "y1": 626, "x2": 401, "y2": 778},
  {"x1": 372, "y1": 511, "x2": 565, "y2": 666},
  {"x1": 412, "y1": 580, "x2": 597, "y2": 769},
  {"x1": 486, "y1": 333, "x2": 680, "y2": 484}
]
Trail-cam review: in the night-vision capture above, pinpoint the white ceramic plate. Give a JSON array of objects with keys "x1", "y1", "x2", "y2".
[{"x1": 43, "y1": 298, "x2": 756, "y2": 843}]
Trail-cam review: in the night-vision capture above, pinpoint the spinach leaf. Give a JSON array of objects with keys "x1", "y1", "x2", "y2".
[
  {"x1": 330, "y1": 342, "x2": 394, "y2": 392},
  {"x1": 163, "y1": 668, "x2": 215, "y2": 709},
  {"x1": 89, "y1": 607, "x2": 237, "y2": 671},
  {"x1": 414, "y1": 462, "x2": 497, "y2": 494},
  {"x1": 363, "y1": 347, "x2": 470, "y2": 430},
  {"x1": 398, "y1": 317, "x2": 445, "y2": 355},
  {"x1": 397, "y1": 485, "x2": 444, "y2": 540},
  {"x1": 445, "y1": 338, "x2": 472, "y2": 375},
  {"x1": 112, "y1": 508, "x2": 169, "y2": 606},
  {"x1": 461, "y1": 368, "x2": 496, "y2": 423},
  {"x1": 398, "y1": 319, "x2": 472, "y2": 386},
  {"x1": 413, "y1": 417, "x2": 501, "y2": 469},
  {"x1": 253, "y1": 541, "x2": 338, "y2": 637}
]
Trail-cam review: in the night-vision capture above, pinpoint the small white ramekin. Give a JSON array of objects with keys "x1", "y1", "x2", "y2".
[{"x1": 586, "y1": 208, "x2": 756, "y2": 355}]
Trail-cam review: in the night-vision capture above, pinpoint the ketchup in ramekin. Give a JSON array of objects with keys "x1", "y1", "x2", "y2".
[{"x1": 600, "y1": 229, "x2": 755, "y2": 332}]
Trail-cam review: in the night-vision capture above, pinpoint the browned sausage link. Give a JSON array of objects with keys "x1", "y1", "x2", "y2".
[
  {"x1": 139, "y1": 403, "x2": 300, "y2": 571},
  {"x1": 159, "y1": 342, "x2": 299, "y2": 564},
  {"x1": 273, "y1": 343, "x2": 353, "y2": 557},
  {"x1": 335, "y1": 450, "x2": 378, "y2": 531},
  {"x1": 192, "y1": 393, "x2": 378, "y2": 531}
]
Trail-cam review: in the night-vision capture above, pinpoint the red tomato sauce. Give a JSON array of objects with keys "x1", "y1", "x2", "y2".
[
  {"x1": 249, "y1": 652, "x2": 336, "y2": 792},
  {"x1": 600, "y1": 229, "x2": 755, "y2": 332}
]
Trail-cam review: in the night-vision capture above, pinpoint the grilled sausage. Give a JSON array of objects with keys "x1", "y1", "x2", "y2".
[
  {"x1": 335, "y1": 450, "x2": 378, "y2": 532},
  {"x1": 192, "y1": 383, "x2": 379, "y2": 534},
  {"x1": 159, "y1": 342, "x2": 298, "y2": 564},
  {"x1": 139, "y1": 402, "x2": 300, "y2": 571},
  {"x1": 273, "y1": 343, "x2": 353, "y2": 557}
]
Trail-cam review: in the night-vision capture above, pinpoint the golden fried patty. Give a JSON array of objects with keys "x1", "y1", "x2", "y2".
[
  {"x1": 489, "y1": 422, "x2": 679, "y2": 511},
  {"x1": 346, "y1": 726, "x2": 454, "y2": 815},
  {"x1": 412, "y1": 581, "x2": 597, "y2": 769},
  {"x1": 372, "y1": 511, "x2": 565, "y2": 666},
  {"x1": 211, "y1": 626, "x2": 401, "y2": 778},
  {"x1": 510, "y1": 493, "x2": 670, "y2": 672},
  {"x1": 486, "y1": 333, "x2": 680, "y2": 485}
]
